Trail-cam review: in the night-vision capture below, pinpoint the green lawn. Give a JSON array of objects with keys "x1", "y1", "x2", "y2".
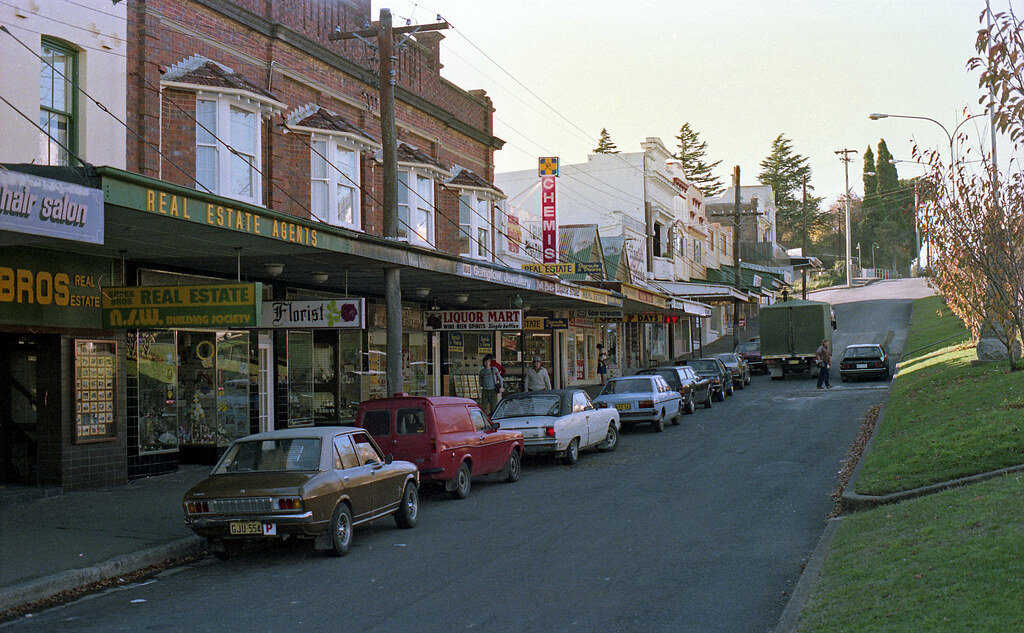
[
  {"x1": 853, "y1": 296, "x2": 1024, "y2": 496},
  {"x1": 796, "y1": 474, "x2": 1024, "y2": 632}
]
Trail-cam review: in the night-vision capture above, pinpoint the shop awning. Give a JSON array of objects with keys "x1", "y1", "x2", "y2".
[
  {"x1": 672, "y1": 298, "x2": 712, "y2": 318},
  {"x1": 578, "y1": 281, "x2": 675, "y2": 314},
  {"x1": 654, "y1": 280, "x2": 751, "y2": 302},
  {"x1": 1, "y1": 165, "x2": 625, "y2": 313}
]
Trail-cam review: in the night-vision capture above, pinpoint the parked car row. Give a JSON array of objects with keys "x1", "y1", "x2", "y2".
[{"x1": 182, "y1": 388, "x2": 622, "y2": 559}]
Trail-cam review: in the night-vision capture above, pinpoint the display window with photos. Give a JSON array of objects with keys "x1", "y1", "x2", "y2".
[{"x1": 74, "y1": 340, "x2": 117, "y2": 444}]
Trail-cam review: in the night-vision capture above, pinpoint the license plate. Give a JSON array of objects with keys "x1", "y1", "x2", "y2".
[
  {"x1": 788, "y1": 360, "x2": 801, "y2": 364},
  {"x1": 857, "y1": 363, "x2": 867, "y2": 369},
  {"x1": 229, "y1": 521, "x2": 265, "y2": 536},
  {"x1": 615, "y1": 403, "x2": 632, "y2": 411}
]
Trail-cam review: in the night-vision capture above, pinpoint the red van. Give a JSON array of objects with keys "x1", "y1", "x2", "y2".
[{"x1": 355, "y1": 395, "x2": 524, "y2": 499}]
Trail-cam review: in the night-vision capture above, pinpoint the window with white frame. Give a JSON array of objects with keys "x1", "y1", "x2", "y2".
[
  {"x1": 694, "y1": 239, "x2": 702, "y2": 264},
  {"x1": 196, "y1": 97, "x2": 262, "y2": 205},
  {"x1": 457, "y1": 190, "x2": 494, "y2": 259},
  {"x1": 397, "y1": 169, "x2": 435, "y2": 247},
  {"x1": 311, "y1": 138, "x2": 361, "y2": 230},
  {"x1": 39, "y1": 38, "x2": 77, "y2": 166}
]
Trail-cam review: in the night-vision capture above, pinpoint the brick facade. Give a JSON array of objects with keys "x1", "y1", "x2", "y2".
[{"x1": 126, "y1": 0, "x2": 500, "y2": 249}]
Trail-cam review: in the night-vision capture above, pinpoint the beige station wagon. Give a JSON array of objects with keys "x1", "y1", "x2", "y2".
[{"x1": 183, "y1": 427, "x2": 419, "y2": 559}]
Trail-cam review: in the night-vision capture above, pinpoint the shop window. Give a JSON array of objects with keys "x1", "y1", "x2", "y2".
[
  {"x1": 398, "y1": 169, "x2": 435, "y2": 247},
  {"x1": 196, "y1": 96, "x2": 262, "y2": 205},
  {"x1": 311, "y1": 138, "x2": 361, "y2": 230},
  {"x1": 286, "y1": 331, "x2": 314, "y2": 427},
  {"x1": 39, "y1": 38, "x2": 77, "y2": 166},
  {"x1": 177, "y1": 331, "x2": 252, "y2": 447},
  {"x1": 135, "y1": 331, "x2": 178, "y2": 454},
  {"x1": 653, "y1": 223, "x2": 663, "y2": 258}
]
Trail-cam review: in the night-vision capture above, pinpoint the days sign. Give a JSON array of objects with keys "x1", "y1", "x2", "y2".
[
  {"x1": 541, "y1": 175, "x2": 557, "y2": 263},
  {"x1": 261, "y1": 299, "x2": 365, "y2": 329},
  {"x1": 423, "y1": 309, "x2": 522, "y2": 331},
  {"x1": 538, "y1": 157, "x2": 559, "y2": 177},
  {"x1": 0, "y1": 170, "x2": 104, "y2": 244},
  {"x1": 625, "y1": 314, "x2": 664, "y2": 324},
  {"x1": 1, "y1": 247, "x2": 106, "y2": 329},
  {"x1": 102, "y1": 283, "x2": 261, "y2": 329}
]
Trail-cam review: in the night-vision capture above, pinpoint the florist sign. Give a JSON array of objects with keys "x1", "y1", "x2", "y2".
[
  {"x1": 261, "y1": 299, "x2": 365, "y2": 329},
  {"x1": 423, "y1": 309, "x2": 522, "y2": 331}
]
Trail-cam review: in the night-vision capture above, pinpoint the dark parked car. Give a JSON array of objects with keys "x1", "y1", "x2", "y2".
[
  {"x1": 713, "y1": 353, "x2": 751, "y2": 389},
  {"x1": 355, "y1": 395, "x2": 524, "y2": 499},
  {"x1": 637, "y1": 366, "x2": 713, "y2": 412},
  {"x1": 734, "y1": 341, "x2": 765, "y2": 374},
  {"x1": 676, "y1": 358, "x2": 732, "y2": 401},
  {"x1": 839, "y1": 344, "x2": 891, "y2": 381},
  {"x1": 183, "y1": 427, "x2": 419, "y2": 559}
]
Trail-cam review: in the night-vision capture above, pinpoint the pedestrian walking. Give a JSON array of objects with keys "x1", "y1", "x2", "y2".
[
  {"x1": 524, "y1": 356, "x2": 552, "y2": 391},
  {"x1": 478, "y1": 354, "x2": 504, "y2": 414},
  {"x1": 815, "y1": 339, "x2": 833, "y2": 389},
  {"x1": 596, "y1": 343, "x2": 608, "y2": 384}
]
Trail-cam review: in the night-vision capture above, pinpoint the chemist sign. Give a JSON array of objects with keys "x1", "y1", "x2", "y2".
[{"x1": 0, "y1": 170, "x2": 104, "y2": 244}]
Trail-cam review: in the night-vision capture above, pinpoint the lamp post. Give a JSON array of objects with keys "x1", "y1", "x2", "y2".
[
  {"x1": 871, "y1": 241, "x2": 879, "y2": 271},
  {"x1": 856, "y1": 242, "x2": 862, "y2": 276}
]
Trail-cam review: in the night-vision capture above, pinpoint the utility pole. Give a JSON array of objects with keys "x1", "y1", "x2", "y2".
[
  {"x1": 835, "y1": 148, "x2": 858, "y2": 288},
  {"x1": 732, "y1": 165, "x2": 741, "y2": 351},
  {"x1": 801, "y1": 174, "x2": 808, "y2": 299},
  {"x1": 331, "y1": 10, "x2": 448, "y2": 395}
]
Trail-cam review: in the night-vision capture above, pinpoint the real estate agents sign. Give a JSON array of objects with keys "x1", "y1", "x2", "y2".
[{"x1": 261, "y1": 299, "x2": 365, "y2": 329}]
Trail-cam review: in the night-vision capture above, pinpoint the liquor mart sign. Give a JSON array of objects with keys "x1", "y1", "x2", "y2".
[
  {"x1": 0, "y1": 170, "x2": 104, "y2": 244},
  {"x1": 102, "y1": 283, "x2": 260, "y2": 328},
  {"x1": 423, "y1": 309, "x2": 522, "y2": 331},
  {"x1": 261, "y1": 299, "x2": 365, "y2": 329}
]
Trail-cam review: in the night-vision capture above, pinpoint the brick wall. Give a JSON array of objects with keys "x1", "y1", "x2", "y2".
[{"x1": 126, "y1": 0, "x2": 498, "y2": 246}]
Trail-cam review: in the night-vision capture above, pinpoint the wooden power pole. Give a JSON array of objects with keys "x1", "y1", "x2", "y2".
[{"x1": 330, "y1": 10, "x2": 448, "y2": 396}]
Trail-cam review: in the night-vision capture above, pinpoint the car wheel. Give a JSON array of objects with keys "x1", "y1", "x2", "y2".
[
  {"x1": 726, "y1": 382, "x2": 734, "y2": 396},
  {"x1": 562, "y1": 438, "x2": 580, "y2": 465},
  {"x1": 736, "y1": 377, "x2": 745, "y2": 390},
  {"x1": 327, "y1": 503, "x2": 353, "y2": 557},
  {"x1": 394, "y1": 483, "x2": 419, "y2": 529},
  {"x1": 714, "y1": 388, "x2": 725, "y2": 402},
  {"x1": 209, "y1": 539, "x2": 234, "y2": 561},
  {"x1": 651, "y1": 415, "x2": 665, "y2": 433},
  {"x1": 450, "y1": 462, "x2": 472, "y2": 499},
  {"x1": 744, "y1": 374, "x2": 751, "y2": 386},
  {"x1": 502, "y1": 449, "x2": 521, "y2": 483},
  {"x1": 685, "y1": 398, "x2": 696, "y2": 414},
  {"x1": 703, "y1": 394, "x2": 713, "y2": 409},
  {"x1": 597, "y1": 424, "x2": 619, "y2": 452}
]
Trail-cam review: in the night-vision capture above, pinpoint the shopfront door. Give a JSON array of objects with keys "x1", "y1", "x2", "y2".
[{"x1": 1, "y1": 336, "x2": 38, "y2": 485}]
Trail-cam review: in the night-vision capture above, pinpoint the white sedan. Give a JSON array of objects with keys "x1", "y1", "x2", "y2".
[
  {"x1": 490, "y1": 389, "x2": 621, "y2": 465},
  {"x1": 592, "y1": 375, "x2": 682, "y2": 432}
]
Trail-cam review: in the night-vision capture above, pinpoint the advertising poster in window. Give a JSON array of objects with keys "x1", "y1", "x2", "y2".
[{"x1": 74, "y1": 340, "x2": 117, "y2": 443}]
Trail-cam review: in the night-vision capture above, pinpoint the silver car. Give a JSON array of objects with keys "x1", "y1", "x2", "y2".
[{"x1": 592, "y1": 375, "x2": 682, "y2": 433}]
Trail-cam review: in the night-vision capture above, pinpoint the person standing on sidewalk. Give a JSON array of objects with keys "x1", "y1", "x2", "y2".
[
  {"x1": 525, "y1": 356, "x2": 551, "y2": 391},
  {"x1": 596, "y1": 344, "x2": 608, "y2": 384},
  {"x1": 478, "y1": 354, "x2": 503, "y2": 414},
  {"x1": 815, "y1": 339, "x2": 833, "y2": 389}
]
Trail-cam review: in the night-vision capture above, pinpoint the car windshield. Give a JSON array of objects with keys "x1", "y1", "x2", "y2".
[
  {"x1": 492, "y1": 395, "x2": 562, "y2": 419},
  {"x1": 214, "y1": 438, "x2": 322, "y2": 474},
  {"x1": 684, "y1": 360, "x2": 719, "y2": 373},
  {"x1": 845, "y1": 346, "x2": 882, "y2": 359},
  {"x1": 715, "y1": 354, "x2": 738, "y2": 364},
  {"x1": 601, "y1": 378, "x2": 652, "y2": 394},
  {"x1": 736, "y1": 342, "x2": 759, "y2": 353}
]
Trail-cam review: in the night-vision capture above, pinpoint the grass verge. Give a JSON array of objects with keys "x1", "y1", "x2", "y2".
[
  {"x1": 853, "y1": 295, "x2": 1024, "y2": 495},
  {"x1": 795, "y1": 474, "x2": 1024, "y2": 632}
]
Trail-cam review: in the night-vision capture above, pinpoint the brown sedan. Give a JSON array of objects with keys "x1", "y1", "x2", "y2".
[{"x1": 183, "y1": 427, "x2": 419, "y2": 559}]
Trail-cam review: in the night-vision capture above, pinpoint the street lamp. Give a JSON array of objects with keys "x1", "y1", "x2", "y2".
[
  {"x1": 856, "y1": 242, "x2": 862, "y2": 275},
  {"x1": 871, "y1": 241, "x2": 879, "y2": 271}
]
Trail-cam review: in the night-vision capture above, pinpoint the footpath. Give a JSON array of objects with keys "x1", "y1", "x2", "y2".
[{"x1": 0, "y1": 465, "x2": 209, "y2": 615}]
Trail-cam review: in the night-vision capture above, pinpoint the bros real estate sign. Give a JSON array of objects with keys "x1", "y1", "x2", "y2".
[{"x1": 0, "y1": 170, "x2": 104, "y2": 244}]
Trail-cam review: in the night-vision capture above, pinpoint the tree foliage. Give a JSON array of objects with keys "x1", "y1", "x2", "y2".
[
  {"x1": 673, "y1": 123, "x2": 724, "y2": 197},
  {"x1": 919, "y1": 5, "x2": 1024, "y2": 370},
  {"x1": 858, "y1": 140, "x2": 917, "y2": 271},
  {"x1": 593, "y1": 128, "x2": 619, "y2": 154},
  {"x1": 862, "y1": 145, "x2": 878, "y2": 214},
  {"x1": 758, "y1": 134, "x2": 824, "y2": 247}
]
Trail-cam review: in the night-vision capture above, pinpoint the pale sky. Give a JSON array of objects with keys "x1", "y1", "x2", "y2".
[{"x1": 373, "y1": 1, "x2": 1004, "y2": 207}]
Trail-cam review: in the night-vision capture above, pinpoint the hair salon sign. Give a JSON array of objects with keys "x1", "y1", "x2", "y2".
[
  {"x1": 261, "y1": 299, "x2": 365, "y2": 329},
  {"x1": 0, "y1": 170, "x2": 104, "y2": 244}
]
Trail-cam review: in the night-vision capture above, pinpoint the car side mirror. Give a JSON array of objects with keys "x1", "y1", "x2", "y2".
[
  {"x1": 385, "y1": 454, "x2": 394, "y2": 465},
  {"x1": 491, "y1": 422, "x2": 500, "y2": 430}
]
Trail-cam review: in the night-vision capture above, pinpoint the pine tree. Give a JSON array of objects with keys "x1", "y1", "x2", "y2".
[
  {"x1": 758, "y1": 134, "x2": 818, "y2": 245},
  {"x1": 862, "y1": 145, "x2": 878, "y2": 211},
  {"x1": 593, "y1": 128, "x2": 619, "y2": 154},
  {"x1": 673, "y1": 123, "x2": 724, "y2": 197},
  {"x1": 875, "y1": 139, "x2": 898, "y2": 199}
]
